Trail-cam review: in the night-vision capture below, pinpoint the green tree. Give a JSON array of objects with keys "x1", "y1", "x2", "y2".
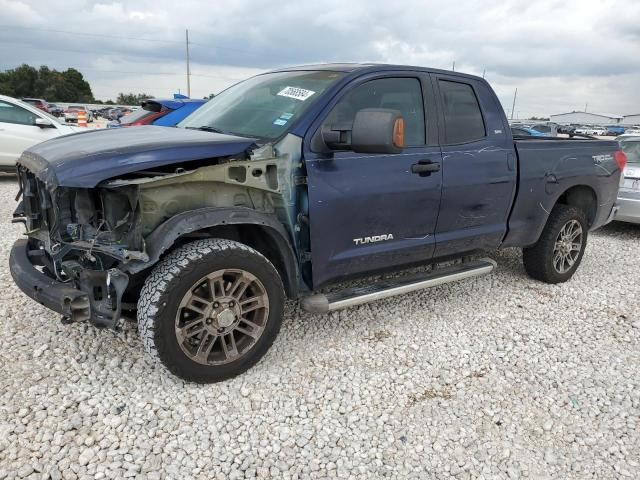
[
  {"x1": 116, "y1": 92, "x2": 154, "y2": 105},
  {"x1": 60, "y1": 68, "x2": 94, "y2": 102},
  {"x1": 3, "y1": 64, "x2": 38, "y2": 98},
  {"x1": 0, "y1": 64, "x2": 95, "y2": 102}
]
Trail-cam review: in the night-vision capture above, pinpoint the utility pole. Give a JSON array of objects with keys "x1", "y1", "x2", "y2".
[
  {"x1": 510, "y1": 88, "x2": 518, "y2": 120},
  {"x1": 482, "y1": 68, "x2": 486, "y2": 78},
  {"x1": 584, "y1": 102, "x2": 587, "y2": 112},
  {"x1": 185, "y1": 29, "x2": 191, "y2": 98},
  {"x1": 452, "y1": 60, "x2": 455, "y2": 71}
]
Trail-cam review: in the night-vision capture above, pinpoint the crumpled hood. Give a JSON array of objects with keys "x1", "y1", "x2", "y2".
[{"x1": 18, "y1": 125, "x2": 256, "y2": 188}]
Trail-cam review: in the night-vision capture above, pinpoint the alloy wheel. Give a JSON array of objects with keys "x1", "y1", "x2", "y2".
[
  {"x1": 552, "y1": 219, "x2": 583, "y2": 274},
  {"x1": 175, "y1": 269, "x2": 269, "y2": 365}
]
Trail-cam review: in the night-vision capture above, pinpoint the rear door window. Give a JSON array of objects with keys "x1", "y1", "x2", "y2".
[{"x1": 438, "y1": 80, "x2": 486, "y2": 144}]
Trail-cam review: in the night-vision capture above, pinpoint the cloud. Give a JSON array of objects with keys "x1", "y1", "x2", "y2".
[{"x1": 0, "y1": 0, "x2": 638, "y2": 116}]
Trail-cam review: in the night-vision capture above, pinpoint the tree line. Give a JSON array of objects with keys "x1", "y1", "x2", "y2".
[
  {"x1": 0, "y1": 64, "x2": 160, "y2": 105},
  {"x1": 0, "y1": 64, "x2": 94, "y2": 102}
]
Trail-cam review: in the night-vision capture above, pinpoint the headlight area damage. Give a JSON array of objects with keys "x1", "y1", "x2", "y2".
[{"x1": 12, "y1": 140, "x2": 299, "y2": 329}]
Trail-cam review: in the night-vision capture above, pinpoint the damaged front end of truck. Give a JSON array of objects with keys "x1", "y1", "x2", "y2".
[{"x1": 11, "y1": 129, "x2": 304, "y2": 329}]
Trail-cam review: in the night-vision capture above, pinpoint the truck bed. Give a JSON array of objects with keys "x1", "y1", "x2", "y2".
[{"x1": 502, "y1": 137, "x2": 620, "y2": 247}]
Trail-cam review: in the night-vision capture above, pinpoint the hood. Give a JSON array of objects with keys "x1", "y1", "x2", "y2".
[{"x1": 18, "y1": 125, "x2": 256, "y2": 188}]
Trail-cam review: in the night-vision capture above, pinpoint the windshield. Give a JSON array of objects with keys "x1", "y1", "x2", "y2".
[
  {"x1": 532, "y1": 125, "x2": 551, "y2": 133},
  {"x1": 179, "y1": 70, "x2": 345, "y2": 140},
  {"x1": 620, "y1": 138, "x2": 640, "y2": 164}
]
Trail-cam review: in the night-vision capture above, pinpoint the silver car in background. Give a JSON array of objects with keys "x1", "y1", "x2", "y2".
[
  {"x1": 63, "y1": 105, "x2": 93, "y2": 123},
  {"x1": 616, "y1": 135, "x2": 640, "y2": 224}
]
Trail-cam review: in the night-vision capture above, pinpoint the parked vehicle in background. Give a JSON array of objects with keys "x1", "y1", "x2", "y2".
[
  {"x1": 615, "y1": 135, "x2": 640, "y2": 224},
  {"x1": 64, "y1": 105, "x2": 93, "y2": 123},
  {"x1": 592, "y1": 126, "x2": 608, "y2": 136},
  {"x1": 511, "y1": 126, "x2": 548, "y2": 137},
  {"x1": 10, "y1": 64, "x2": 624, "y2": 382},
  {"x1": 0, "y1": 95, "x2": 82, "y2": 171},
  {"x1": 21, "y1": 98, "x2": 50, "y2": 113},
  {"x1": 94, "y1": 107, "x2": 111, "y2": 119},
  {"x1": 107, "y1": 108, "x2": 130, "y2": 121},
  {"x1": 606, "y1": 125, "x2": 625, "y2": 136},
  {"x1": 48, "y1": 103, "x2": 64, "y2": 117},
  {"x1": 576, "y1": 125, "x2": 604, "y2": 136},
  {"x1": 530, "y1": 123, "x2": 557, "y2": 136},
  {"x1": 557, "y1": 125, "x2": 576, "y2": 136},
  {"x1": 107, "y1": 98, "x2": 206, "y2": 128}
]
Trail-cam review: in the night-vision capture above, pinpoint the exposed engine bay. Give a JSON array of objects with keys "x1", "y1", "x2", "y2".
[{"x1": 13, "y1": 136, "x2": 305, "y2": 328}]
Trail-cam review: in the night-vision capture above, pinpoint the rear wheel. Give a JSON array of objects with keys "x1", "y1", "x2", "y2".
[
  {"x1": 522, "y1": 205, "x2": 588, "y2": 284},
  {"x1": 138, "y1": 238, "x2": 285, "y2": 382}
]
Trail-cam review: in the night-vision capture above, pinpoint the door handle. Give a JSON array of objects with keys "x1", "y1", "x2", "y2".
[{"x1": 411, "y1": 161, "x2": 440, "y2": 176}]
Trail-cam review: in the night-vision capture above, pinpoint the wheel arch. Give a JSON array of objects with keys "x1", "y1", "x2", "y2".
[
  {"x1": 554, "y1": 184, "x2": 598, "y2": 227},
  {"x1": 127, "y1": 207, "x2": 301, "y2": 299}
]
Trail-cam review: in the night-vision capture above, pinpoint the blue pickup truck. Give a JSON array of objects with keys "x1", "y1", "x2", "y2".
[{"x1": 10, "y1": 64, "x2": 625, "y2": 382}]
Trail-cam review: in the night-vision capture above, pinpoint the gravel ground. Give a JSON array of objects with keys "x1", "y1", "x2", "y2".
[{"x1": 0, "y1": 176, "x2": 638, "y2": 479}]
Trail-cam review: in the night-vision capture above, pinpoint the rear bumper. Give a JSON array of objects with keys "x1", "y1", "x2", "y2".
[
  {"x1": 616, "y1": 195, "x2": 640, "y2": 224},
  {"x1": 604, "y1": 204, "x2": 620, "y2": 225},
  {"x1": 9, "y1": 239, "x2": 90, "y2": 321}
]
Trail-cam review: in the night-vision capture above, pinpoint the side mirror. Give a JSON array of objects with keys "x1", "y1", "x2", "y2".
[
  {"x1": 321, "y1": 108, "x2": 405, "y2": 154},
  {"x1": 351, "y1": 108, "x2": 405, "y2": 154},
  {"x1": 35, "y1": 117, "x2": 54, "y2": 128}
]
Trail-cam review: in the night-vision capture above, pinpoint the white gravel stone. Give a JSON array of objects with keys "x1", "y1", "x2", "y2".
[{"x1": 0, "y1": 178, "x2": 639, "y2": 478}]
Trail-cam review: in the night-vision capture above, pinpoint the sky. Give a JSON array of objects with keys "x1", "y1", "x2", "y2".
[{"x1": 1, "y1": 0, "x2": 639, "y2": 118}]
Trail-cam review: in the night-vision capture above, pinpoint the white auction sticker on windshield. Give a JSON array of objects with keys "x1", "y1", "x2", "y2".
[{"x1": 277, "y1": 86, "x2": 315, "y2": 101}]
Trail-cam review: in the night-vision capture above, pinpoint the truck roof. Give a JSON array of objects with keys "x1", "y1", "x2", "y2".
[{"x1": 270, "y1": 63, "x2": 485, "y2": 82}]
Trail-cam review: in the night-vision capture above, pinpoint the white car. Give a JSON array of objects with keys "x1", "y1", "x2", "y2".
[
  {"x1": 575, "y1": 125, "x2": 606, "y2": 136},
  {"x1": 0, "y1": 95, "x2": 83, "y2": 171}
]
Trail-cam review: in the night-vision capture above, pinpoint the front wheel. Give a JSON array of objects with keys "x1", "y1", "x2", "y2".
[
  {"x1": 137, "y1": 238, "x2": 285, "y2": 383},
  {"x1": 522, "y1": 205, "x2": 588, "y2": 284}
]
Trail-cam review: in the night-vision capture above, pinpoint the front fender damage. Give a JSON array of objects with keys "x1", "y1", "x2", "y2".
[{"x1": 20, "y1": 137, "x2": 304, "y2": 328}]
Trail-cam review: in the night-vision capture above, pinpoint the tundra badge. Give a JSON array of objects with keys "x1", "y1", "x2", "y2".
[{"x1": 353, "y1": 234, "x2": 394, "y2": 246}]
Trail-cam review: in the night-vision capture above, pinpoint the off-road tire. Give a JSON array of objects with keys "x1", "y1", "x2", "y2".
[
  {"x1": 137, "y1": 238, "x2": 285, "y2": 383},
  {"x1": 522, "y1": 204, "x2": 588, "y2": 284}
]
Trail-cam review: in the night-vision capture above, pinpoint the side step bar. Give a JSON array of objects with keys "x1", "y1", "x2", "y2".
[{"x1": 301, "y1": 258, "x2": 496, "y2": 314}]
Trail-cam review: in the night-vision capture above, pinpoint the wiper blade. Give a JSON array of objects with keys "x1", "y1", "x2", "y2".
[{"x1": 185, "y1": 125, "x2": 226, "y2": 134}]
